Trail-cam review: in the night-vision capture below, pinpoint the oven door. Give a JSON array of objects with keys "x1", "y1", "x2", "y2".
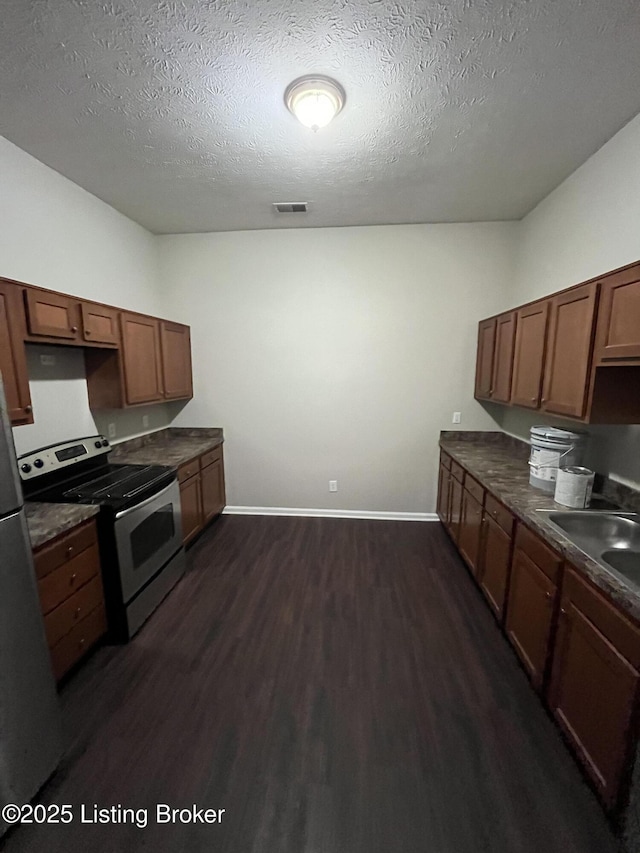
[{"x1": 113, "y1": 478, "x2": 182, "y2": 604}]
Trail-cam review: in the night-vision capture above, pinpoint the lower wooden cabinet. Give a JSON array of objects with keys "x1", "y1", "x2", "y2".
[
  {"x1": 178, "y1": 445, "x2": 226, "y2": 545},
  {"x1": 33, "y1": 519, "x2": 106, "y2": 681},
  {"x1": 479, "y1": 513, "x2": 512, "y2": 621},
  {"x1": 458, "y1": 485, "x2": 484, "y2": 575},
  {"x1": 548, "y1": 568, "x2": 640, "y2": 810},
  {"x1": 449, "y1": 475, "x2": 463, "y2": 544},
  {"x1": 436, "y1": 461, "x2": 451, "y2": 524}
]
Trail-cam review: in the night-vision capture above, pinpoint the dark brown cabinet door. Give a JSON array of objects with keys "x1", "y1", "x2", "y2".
[
  {"x1": 120, "y1": 313, "x2": 163, "y2": 405},
  {"x1": 594, "y1": 271, "x2": 640, "y2": 363},
  {"x1": 541, "y1": 283, "x2": 598, "y2": 419},
  {"x1": 505, "y1": 546, "x2": 556, "y2": 690},
  {"x1": 449, "y1": 476, "x2": 463, "y2": 543},
  {"x1": 491, "y1": 312, "x2": 516, "y2": 403},
  {"x1": 510, "y1": 300, "x2": 549, "y2": 409},
  {"x1": 160, "y1": 322, "x2": 193, "y2": 400},
  {"x1": 0, "y1": 282, "x2": 33, "y2": 425},
  {"x1": 81, "y1": 302, "x2": 120, "y2": 346},
  {"x1": 458, "y1": 489, "x2": 483, "y2": 576},
  {"x1": 180, "y1": 474, "x2": 203, "y2": 545},
  {"x1": 549, "y1": 586, "x2": 640, "y2": 809},
  {"x1": 479, "y1": 514, "x2": 512, "y2": 621},
  {"x1": 24, "y1": 288, "x2": 81, "y2": 341},
  {"x1": 201, "y1": 457, "x2": 226, "y2": 523},
  {"x1": 474, "y1": 318, "x2": 496, "y2": 399},
  {"x1": 436, "y1": 463, "x2": 451, "y2": 524}
]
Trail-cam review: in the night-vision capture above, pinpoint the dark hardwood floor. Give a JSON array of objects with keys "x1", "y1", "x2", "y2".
[{"x1": 2, "y1": 516, "x2": 622, "y2": 852}]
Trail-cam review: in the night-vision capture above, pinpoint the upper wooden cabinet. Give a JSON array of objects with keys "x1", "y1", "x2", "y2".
[
  {"x1": 510, "y1": 300, "x2": 549, "y2": 409},
  {"x1": 160, "y1": 322, "x2": 193, "y2": 401},
  {"x1": 594, "y1": 268, "x2": 640, "y2": 363},
  {"x1": 24, "y1": 288, "x2": 81, "y2": 342},
  {"x1": 0, "y1": 281, "x2": 33, "y2": 425},
  {"x1": 474, "y1": 318, "x2": 496, "y2": 400},
  {"x1": 541, "y1": 283, "x2": 598, "y2": 419},
  {"x1": 120, "y1": 313, "x2": 163, "y2": 405},
  {"x1": 81, "y1": 302, "x2": 120, "y2": 346},
  {"x1": 475, "y1": 259, "x2": 640, "y2": 423},
  {"x1": 474, "y1": 313, "x2": 516, "y2": 403}
]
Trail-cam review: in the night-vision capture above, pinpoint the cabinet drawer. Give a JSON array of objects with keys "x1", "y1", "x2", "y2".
[
  {"x1": 178, "y1": 458, "x2": 201, "y2": 482},
  {"x1": 49, "y1": 605, "x2": 106, "y2": 681},
  {"x1": 33, "y1": 520, "x2": 98, "y2": 580},
  {"x1": 463, "y1": 474, "x2": 484, "y2": 505},
  {"x1": 38, "y1": 542, "x2": 101, "y2": 615},
  {"x1": 562, "y1": 568, "x2": 640, "y2": 669},
  {"x1": 515, "y1": 523, "x2": 562, "y2": 583},
  {"x1": 485, "y1": 493, "x2": 514, "y2": 536},
  {"x1": 43, "y1": 575, "x2": 104, "y2": 648},
  {"x1": 450, "y1": 460, "x2": 465, "y2": 483},
  {"x1": 439, "y1": 450, "x2": 452, "y2": 471},
  {"x1": 201, "y1": 446, "x2": 222, "y2": 469}
]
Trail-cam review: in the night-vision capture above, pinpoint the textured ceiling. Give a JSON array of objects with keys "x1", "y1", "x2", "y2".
[{"x1": 1, "y1": 0, "x2": 640, "y2": 234}]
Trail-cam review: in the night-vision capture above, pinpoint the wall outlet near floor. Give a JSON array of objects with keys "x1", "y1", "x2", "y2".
[
  {"x1": 329, "y1": 480, "x2": 338, "y2": 492},
  {"x1": 142, "y1": 415, "x2": 149, "y2": 428},
  {"x1": 40, "y1": 354, "x2": 56, "y2": 366},
  {"x1": 452, "y1": 412, "x2": 461, "y2": 424},
  {"x1": 107, "y1": 422, "x2": 116, "y2": 439}
]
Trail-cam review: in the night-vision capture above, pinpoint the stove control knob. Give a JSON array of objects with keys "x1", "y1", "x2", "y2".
[
  {"x1": 33, "y1": 459, "x2": 44, "y2": 469},
  {"x1": 21, "y1": 463, "x2": 32, "y2": 474},
  {"x1": 95, "y1": 440, "x2": 102, "y2": 448},
  {"x1": 101, "y1": 439, "x2": 109, "y2": 447}
]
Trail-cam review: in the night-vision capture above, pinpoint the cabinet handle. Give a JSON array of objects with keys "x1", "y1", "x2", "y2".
[
  {"x1": 74, "y1": 607, "x2": 82, "y2": 619},
  {"x1": 24, "y1": 405, "x2": 32, "y2": 414},
  {"x1": 85, "y1": 328, "x2": 91, "y2": 335},
  {"x1": 545, "y1": 591, "x2": 552, "y2": 599},
  {"x1": 78, "y1": 637, "x2": 86, "y2": 648},
  {"x1": 70, "y1": 325, "x2": 78, "y2": 333},
  {"x1": 67, "y1": 545, "x2": 74, "y2": 556},
  {"x1": 70, "y1": 573, "x2": 77, "y2": 586},
  {"x1": 541, "y1": 397, "x2": 547, "y2": 404},
  {"x1": 560, "y1": 607, "x2": 567, "y2": 615},
  {"x1": 530, "y1": 397, "x2": 537, "y2": 402}
]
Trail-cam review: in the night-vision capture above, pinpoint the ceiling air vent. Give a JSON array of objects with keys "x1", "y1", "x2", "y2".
[{"x1": 273, "y1": 202, "x2": 308, "y2": 214}]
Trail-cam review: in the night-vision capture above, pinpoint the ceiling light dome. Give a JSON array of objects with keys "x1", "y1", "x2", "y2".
[{"x1": 285, "y1": 75, "x2": 345, "y2": 131}]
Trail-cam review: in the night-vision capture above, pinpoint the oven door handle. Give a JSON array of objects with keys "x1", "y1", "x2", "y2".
[{"x1": 114, "y1": 477, "x2": 178, "y2": 520}]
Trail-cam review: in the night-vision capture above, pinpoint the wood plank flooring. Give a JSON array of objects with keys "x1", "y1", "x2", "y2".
[{"x1": 2, "y1": 516, "x2": 622, "y2": 852}]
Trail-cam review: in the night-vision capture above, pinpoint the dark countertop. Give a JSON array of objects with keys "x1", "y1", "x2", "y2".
[
  {"x1": 110, "y1": 427, "x2": 223, "y2": 468},
  {"x1": 439, "y1": 431, "x2": 640, "y2": 623},
  {"x1": 25, "y1": 501, "x2": 100, "y2": 551}
]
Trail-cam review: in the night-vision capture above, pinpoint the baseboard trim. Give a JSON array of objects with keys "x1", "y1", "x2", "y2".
[{"x1": 223, "y1": 506, "x2": 438, "y2": 522}]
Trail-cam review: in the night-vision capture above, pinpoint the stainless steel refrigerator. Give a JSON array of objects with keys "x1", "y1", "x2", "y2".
[{"x1": 0, "y1": 378, "x2": 62, "y2": 837}]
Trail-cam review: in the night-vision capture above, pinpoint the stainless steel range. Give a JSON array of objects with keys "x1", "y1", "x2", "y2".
[{"x1": 19, "y1": 436, "x2": 185, "y2": 641}]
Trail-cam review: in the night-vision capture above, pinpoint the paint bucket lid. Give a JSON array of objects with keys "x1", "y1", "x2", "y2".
[{"x1": 530, "y1": 426, "x2": 586, "y2": 443}]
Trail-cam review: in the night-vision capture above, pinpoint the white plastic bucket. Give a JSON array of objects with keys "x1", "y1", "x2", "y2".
[{"x1": 529, "y1": 426, "x2": 587, "y2": 493}]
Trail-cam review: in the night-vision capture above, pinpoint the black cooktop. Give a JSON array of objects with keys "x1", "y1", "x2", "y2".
[{"x1": 27, "y1": 463, "x2": 175, "y2": 511}]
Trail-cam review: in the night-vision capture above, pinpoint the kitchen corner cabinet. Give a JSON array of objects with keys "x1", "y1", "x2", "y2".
[
  {"x1": 505, "y1": 524, "x2": 562, "y2": 691},
  {"x1": 510, "y1": 300, "x2": 549, "y2": 409},
  {"x1": 0, "y1": 281, "x2": 33, "y2": 425},
  {"x1": 474, "y1": 313, "x2": 516, "y2": 403},
  {"x1": 178, "y1": 445, "x2": 226, "y2": 545},
  {"x1": 160, "y1": 321, "x2": 193, "y2": 400},
  {"x1": 475, "y1": 318, "x2": 496, "y2": 400},
  {"x1": 548, "y1": 568, "x2": 640, "y2": 811}
]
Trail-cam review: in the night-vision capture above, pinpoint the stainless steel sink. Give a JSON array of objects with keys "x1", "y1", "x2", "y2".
[{"x1": 536, "y1": 510, "x2": 640, "y2": 587}]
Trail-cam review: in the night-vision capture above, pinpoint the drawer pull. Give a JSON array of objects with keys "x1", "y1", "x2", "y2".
[
  {"x1": 67, "y1": 546, "x2": 74, "y2": 556},
  {"x1": 75, "y1": 607, "x2": 82, "y2": 620},
  {"x1": 70, "y1": 325, "x2": 78, "y2": 333},
  {"x1": 545, "y1": 591, "x2": 552, "y2": 599},
  {"x1": 78, "y1": 637, "x2": 85, "y2": 648},
  {"x1": 70, "y1": 573, "x2": 77, "y2": 586}
]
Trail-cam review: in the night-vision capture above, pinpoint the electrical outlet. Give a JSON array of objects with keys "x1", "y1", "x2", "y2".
[
  {"x1": 142, "y1": 415, "x2": 149, "y2": 429},
  {"x1": 329, "y1": 480, "x2": 338, "y2": 492},
  {"x1": 40, "y1": 354, "x2": 56, "y2": 366},
  {"x1": 452, "y1": 412, "x2": 461, "y2": 424},
  {"x1": 107, "y1": 423, "x2": 116, "y2": 439}
]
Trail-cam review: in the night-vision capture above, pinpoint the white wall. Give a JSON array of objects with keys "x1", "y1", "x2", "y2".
[
  {"x1": 0, "y1": 136, "x2": 174, "y2": 452},
  {"x1": 157, "y1": 224, "x2": 516, "y2": 514},
  {"x1": 497, "y1": 113, "x2": 640, "y2": 488}
]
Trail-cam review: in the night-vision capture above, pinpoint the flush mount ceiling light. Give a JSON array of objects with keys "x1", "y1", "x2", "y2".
[{"x1": 284, "y1": 75, "x2": 346, "y2": 131}]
